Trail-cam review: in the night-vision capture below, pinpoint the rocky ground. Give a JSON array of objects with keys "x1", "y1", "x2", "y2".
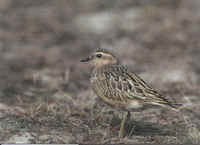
[{"x1": 0, "y1": 0, "x2": 200, "y2": 144}]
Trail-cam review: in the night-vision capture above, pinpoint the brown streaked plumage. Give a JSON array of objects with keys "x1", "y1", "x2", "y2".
[{"x1": 80, "y1": 48, "x2": 181, "y2": 137}]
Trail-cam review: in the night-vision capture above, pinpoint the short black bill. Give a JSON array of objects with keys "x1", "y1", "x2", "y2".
[{"x1": 80, "y1": 57, "x2": 91, "y2": 62}]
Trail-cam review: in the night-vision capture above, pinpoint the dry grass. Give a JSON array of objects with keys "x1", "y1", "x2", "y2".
[{"x1": 0, "y1": 0, "x2": 200, "y2": 144}]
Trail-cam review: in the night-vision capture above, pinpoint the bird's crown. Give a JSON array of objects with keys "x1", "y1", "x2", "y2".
[{"x1": 80, "y1": 48, "x2": 119, "y2": 68}]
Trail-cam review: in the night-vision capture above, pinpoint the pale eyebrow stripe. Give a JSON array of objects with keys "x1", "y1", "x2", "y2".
[{"x1": 95, "y1": 52, "x2": 104, "y2": 55}]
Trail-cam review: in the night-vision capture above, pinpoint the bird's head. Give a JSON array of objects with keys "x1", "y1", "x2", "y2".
[{"x1": 80, "y1": 48, "x2": 119, "y2": 68}]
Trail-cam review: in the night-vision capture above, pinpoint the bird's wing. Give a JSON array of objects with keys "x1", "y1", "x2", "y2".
[{"x1": 125, "y1": 71, "x2": 181, "y2": 109}]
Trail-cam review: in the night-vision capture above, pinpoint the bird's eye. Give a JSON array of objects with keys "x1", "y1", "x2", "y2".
[{"x1": 96, "y1": 54, "x2": 102, "y2": 58}]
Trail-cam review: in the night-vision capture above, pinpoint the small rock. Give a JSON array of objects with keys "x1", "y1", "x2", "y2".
[
  {"x1": 6, "y1": 132, "x2": 35, "y2": 143},
  {"x1": 0, "y1": 103, "x2": 10, "y2": 111}
]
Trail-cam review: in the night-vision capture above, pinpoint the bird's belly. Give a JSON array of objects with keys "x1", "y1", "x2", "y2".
[
  {"x1": 97, "y1": 95, "x2": 144, "y2": 112},
  {"x1": 126, "y1": 100, "x2": 143, "y2": 110},
  {"x1": 91, "y1": 84, "x2": 141, "y2": 111}
]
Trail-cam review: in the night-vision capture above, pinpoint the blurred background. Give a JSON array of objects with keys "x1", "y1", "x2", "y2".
[{"x1": 0, "y1": 0, "x2": 200, "y2": 144}]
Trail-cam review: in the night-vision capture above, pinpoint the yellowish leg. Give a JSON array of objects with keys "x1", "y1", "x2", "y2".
[{"x1": 119, "y1": 111, "x2": 131, "y2": 138}]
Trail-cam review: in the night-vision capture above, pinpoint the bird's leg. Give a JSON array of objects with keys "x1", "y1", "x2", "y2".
[
  {"x1": 127, "y1": 111, "x2": 131, "y2": 121},
  {"x1": 119, "y1": 111, "x2": 131, "y2": 138}
]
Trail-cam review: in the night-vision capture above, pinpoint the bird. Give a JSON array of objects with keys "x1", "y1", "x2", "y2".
[{"x1": 80, "y1": 48, "x2": 181, "y2": 138}]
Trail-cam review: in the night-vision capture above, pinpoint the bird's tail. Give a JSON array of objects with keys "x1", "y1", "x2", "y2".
[
  {"x1": 166, "y1": 102, "x2": 183, "y2": 111},
  {"x1": 144, "y1": 89, "x2": 182, "y2": 111},
  {"x1": 150, "y1": 99, "x2": 182, "y2": 111}
]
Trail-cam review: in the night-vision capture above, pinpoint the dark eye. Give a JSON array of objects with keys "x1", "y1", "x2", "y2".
[{"x1": 96, "y1": 54, "x2": 102, "y2": 58}]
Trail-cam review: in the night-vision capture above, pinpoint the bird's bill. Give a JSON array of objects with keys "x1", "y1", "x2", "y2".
[{"x1": 80, "y1": 56, "x2": 91, "y2": 62}]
